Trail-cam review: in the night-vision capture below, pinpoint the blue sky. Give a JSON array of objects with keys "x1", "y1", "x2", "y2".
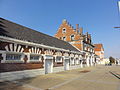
[{"x1": 0, "y1": 0, "x2": 120, "y2": 58}]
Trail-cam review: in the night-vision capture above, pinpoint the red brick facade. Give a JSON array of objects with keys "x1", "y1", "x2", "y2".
[
  {"x1": 0, "y1": 18, "x2": 101, "y2": 74},
  {"x1": 0, "y1": 62, "x2": 44, "y2": 72},
  {"x1": 54, "y1": 19, "x2": 94, "y2": 53}
]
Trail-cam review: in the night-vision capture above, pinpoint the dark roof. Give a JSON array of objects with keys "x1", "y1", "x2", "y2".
[{"x1": 0, "y1": 17, "x2": 79, "y2": 52}]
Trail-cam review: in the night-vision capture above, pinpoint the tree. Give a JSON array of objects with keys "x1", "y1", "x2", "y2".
[{"x1": 109, "y1": 56, "x2": 115, "y2": 64}]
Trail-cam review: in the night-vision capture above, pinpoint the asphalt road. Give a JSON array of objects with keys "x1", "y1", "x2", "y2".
[{"x1": 0, "y1": 65, "x2": 120, "y2": 90}]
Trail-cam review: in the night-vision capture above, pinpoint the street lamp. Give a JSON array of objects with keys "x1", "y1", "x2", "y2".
[
  {"x1": 114, "y1": 1, "x2": 120, "y2": 29},
  {"x1": 114, "y1": 27, "x2": 120, "y2": 28}
]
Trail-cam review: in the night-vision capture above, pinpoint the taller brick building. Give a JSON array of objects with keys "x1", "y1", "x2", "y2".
[{"x1": 54, "y1": 19, "x2": 95, "y2": 66}]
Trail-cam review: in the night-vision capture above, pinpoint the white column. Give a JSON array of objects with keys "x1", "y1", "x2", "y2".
[
  {"x1": 1, "y1": 52, "x2": 6, "y2": 63},
  {"x1": 92, "y1": 56, "x2": 95, "y2": 66},
  {"x1": 44, "y1": 55, "x2": 53, "y2": 74},
  {"x1": 76, "y1": 58, "x2": 79, "y2": 65},
  {"x1": 27, "y1": 53, "x2": 30, "y2": 62},
  {"x1": 70, "y1": 57, "x2": 74, "y2": 66},
  {"x1": 86, "y1": 56, "x2": 90, "y2": 67},
  {"x1": 80, "y1": 60, "x2": 83, "y2": 68},
  {"x1": 74, "y1": 58, "x2": 76, "y2": 65},
  {"x1": 64, "y1": 57, "x2": 70, "y2": 70},
  {"x1": 118, "y1": 60, "x2": 120, "y2": 65},
  {"x1": 23, "y1": 53, "x2": 30, "y2": 63},
  {"x1": 86, "y1": 56, "x2": 89, "y2": 67},
  {"x1": 90, "y1": 56, "x2": 93, "y2": 66},
  {"x1": 51, "y1": 57, "x2": 53, "y2": 73},
  {"x1": 80, "y1": 55, "x2": 83, "y2": 68}
]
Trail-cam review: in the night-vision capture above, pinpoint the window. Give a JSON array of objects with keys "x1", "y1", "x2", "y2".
[
  {"x1": 62, "y1": 28, "x2": 66, "y2": 33},
  {"x1": 6, "y1": 54, "x2": 21, "y2": 60},
  {"x1": 56, "y1": 56, "x2": 62, "y2": 62},
  {"x1": 70, "y1": 35, "x2": 75, "y2": 41},
  {"x1": 30, "y1": 55, "x2": 40, "y2": 60},
  {"x1": 63, "y1": 37, "x2": 66, "y2": 41}
]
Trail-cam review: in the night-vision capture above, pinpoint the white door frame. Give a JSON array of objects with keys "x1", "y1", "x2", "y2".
[
  {"x1": 44, "y1": 55, "x2": 53, "y2": 74},
  {"x1": 64, "y1": 56, "x2": 70, "y2": 70}
]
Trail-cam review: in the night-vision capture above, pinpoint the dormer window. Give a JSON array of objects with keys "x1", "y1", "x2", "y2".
[
  {"x1": 70, "y1": 35, "x2": 75, "y2": 41},
  {"x1": 62, "y1": 28, "x2": 66, "y2": 33},
  {"x1": 63, "y1": 37, "x2": 66, "y2": 41}
]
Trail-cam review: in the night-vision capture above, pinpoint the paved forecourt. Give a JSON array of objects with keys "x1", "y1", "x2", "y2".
[{"x1": 0, "y1": 65, "x2": 120, "y2": 90}]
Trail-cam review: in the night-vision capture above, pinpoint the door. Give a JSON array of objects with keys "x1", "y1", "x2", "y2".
[
  {"x1": 71, "y1": 58, "x2": 74, "y2": 65},
  {"x1": 45, "y1": 59, "x2": 53, "y2": 74},
  {"x1": 76, "y1": 58, "x2": 79, "y2": 65},
  {"x1": 64, "y1": 59, "x2": 70, "y2": 70}
]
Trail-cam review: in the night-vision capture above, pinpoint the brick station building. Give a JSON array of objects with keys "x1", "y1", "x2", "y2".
[
  {"x1": 0, "y1": 18, "x2": 100, "y2": 80},
  {"x1": 0, "y1": 18, "x2": 85, "y2": 76},
  {"x1": 55, "y1": 19, "x2": 96, "y2": 67}
]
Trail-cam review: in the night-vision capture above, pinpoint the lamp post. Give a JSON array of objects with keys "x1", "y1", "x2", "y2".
[
  {"x1": 114, "y1": 1, "x2": 120, "y2": 29},
  {"x1": 114, "y1": 27, "x2": 120, "y2": 28}
]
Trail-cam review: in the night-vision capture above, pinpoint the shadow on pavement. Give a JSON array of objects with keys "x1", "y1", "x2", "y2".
[{"x1": 0, "y1": 77, "x2": 36, "y2": 90}]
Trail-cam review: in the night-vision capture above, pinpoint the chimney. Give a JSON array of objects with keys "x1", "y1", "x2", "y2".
[
  {"x1": 79, "y1": 27, "x2": 83, "y2": 35},
  {"x1": 86, "y1": 32, "x2": 88, "y2": 37},
  {"x1": 76, "y1": 24, "x2": 79, "y2": 33},
  {"x1": 62, "y1": 19, "x2": 67, "y2": 24},
  {"x1": 88, "y1": 34, "x2": 91, "y2": 39}
]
